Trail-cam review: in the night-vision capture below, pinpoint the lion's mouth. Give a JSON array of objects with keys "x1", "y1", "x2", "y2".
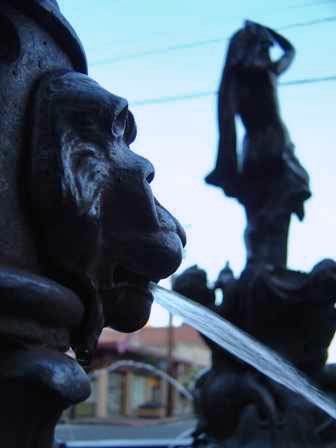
[
  {"x1": 112, "y1": 264, "x2": 152, "y2": 290},
  {"x1": 100, "y1": 264, "x2": 154, "y2": 333}
]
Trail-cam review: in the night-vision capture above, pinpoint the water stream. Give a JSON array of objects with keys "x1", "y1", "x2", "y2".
[
  {"x1": 108, "y1": 359, "x2": 193, "y2": 400},
  {"x1": 151, "y1": 283, "x2": 336, "y2": 420}
]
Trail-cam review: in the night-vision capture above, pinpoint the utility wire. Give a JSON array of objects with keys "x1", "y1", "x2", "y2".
[
  {"x1": 85, "y1": 0, "x2": 336, "y2": 57},
  {"x1": 90, "y1": 16, "x2": 336, "y2": 67},
  {"x1": 289, "y1": 0, "x2": 336, "y2": 8},
  {"x1": 130, "y1": 75, "x2": 336, "y2": 107},
  {"x1": 277, "y1": 15, "x2": 336, "y2": 30},
  {"x1": 91, "y1": 36, "x2": 230, "y2": 67}
]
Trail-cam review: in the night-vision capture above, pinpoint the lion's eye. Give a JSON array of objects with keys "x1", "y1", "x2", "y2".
[
  {"x1": 112, "y1": 106, "x2": 128, "y2": 138},
  {"x1": 124, "y1": 111, "x2": 137, "y2": 145}
]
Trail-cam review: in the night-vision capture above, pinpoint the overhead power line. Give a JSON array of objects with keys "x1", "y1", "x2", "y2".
[
  {"x1": 283, "y1": 75, "x2": 336, "y2": 86},
  {"x1": 289, "y1": 0, "x2": 336, "y2": 8},
  {"x1": 130, "y1": 75, "x2": 336, "y2": 107},
  {"x1": 90, "y1": 16, "x2": 336, "y2": 67},
  {"x1": 83, "y1": 0, "x2": 331, "y2": 53},
  {"x1": 91, "y1": 36, "x2": 230, "y2": 67},
  {"x1": 277, "y1": 15, "x2": 336, "y2": 30}
]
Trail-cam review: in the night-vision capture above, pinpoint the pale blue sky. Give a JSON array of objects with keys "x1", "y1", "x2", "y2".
[{"x1": 58, "y1": 0, "x2": 336, "y2": 355}]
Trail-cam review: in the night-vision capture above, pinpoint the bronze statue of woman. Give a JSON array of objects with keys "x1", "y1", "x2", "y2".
[{"x1": 206, "y1": 21, "x2": 311, "y2": 268}]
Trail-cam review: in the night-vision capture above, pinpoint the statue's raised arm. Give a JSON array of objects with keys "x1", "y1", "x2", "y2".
[
  {"x1": 242, "y1": 21, "x2": 295, "y2": 75},
  {"x1": 266, "y1": 26, "x2": 295, "y2": 75}
]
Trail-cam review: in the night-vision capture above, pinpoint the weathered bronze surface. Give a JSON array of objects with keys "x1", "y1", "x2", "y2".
[{"x1": 0, "y1": 1, "x2": 185, "y2": 446}]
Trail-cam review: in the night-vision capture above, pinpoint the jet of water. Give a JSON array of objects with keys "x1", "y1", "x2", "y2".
[
  {"x1": 108, "y1": 359, "x2": 193, "y2": 400},
  {"x1": 150, "y1": 283, "x2": 336, "y2": 420}
]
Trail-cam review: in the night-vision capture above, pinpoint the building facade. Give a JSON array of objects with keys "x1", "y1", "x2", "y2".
[{"x1": 68, "y1": 324, "x2": 210, "y2": 420}]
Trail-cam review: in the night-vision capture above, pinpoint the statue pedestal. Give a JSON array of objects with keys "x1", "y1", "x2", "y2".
[{"x1": 175, "y1": 262, "x2": 336, "y2": 447}]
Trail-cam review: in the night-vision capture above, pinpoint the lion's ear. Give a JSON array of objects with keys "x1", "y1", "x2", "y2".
[
  {"x1": 0, "y1": 14, "x2": 20, "y2": 63},
  {"x1": 58, "y1": 130, "x2": 88, "y2": 215},
  {"x1": 58, "y1": 127, "x2": 103, "y2": 218},
  {"x1": 58, "y1": 129, "x2": 81, "y2": 208}
]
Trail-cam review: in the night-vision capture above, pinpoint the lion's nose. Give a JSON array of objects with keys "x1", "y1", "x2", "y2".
[
  {"x1": 104, "y1": 152, "x2": 160, "y2": 233},
  {"x1": 155, "y1": 199, "x2": 186, "y2": 247},
  {"x1": 175, "y1": 216, "x2": 187, "y2": 247}
]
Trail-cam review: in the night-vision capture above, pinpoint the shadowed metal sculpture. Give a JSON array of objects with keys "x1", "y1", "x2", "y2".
[
  {"x1": 0, "y1": 1, "x2": 185, "y2": 446},
  {"x1": 174, "y1": 21, "x2": 336, "y2": 448},
  {"x1": 30, "y1": 70, "x2": 185, "y2": 360},
  {"x1": 206, "y1": 20, "x2": 310, "y2": 268}
]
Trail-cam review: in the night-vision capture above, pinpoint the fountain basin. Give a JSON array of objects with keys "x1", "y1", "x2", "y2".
[{"x1": 59, "y1": 439, "x2": 192, "y2": 448}]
